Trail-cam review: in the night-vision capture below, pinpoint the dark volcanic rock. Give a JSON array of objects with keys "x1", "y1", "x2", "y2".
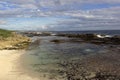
[
  {"x1": 50, "y1": 39, "x2": 66, "y2": 44},
  {"x1": 56, "y1": 33, "x2": 120, "y2": 45}
]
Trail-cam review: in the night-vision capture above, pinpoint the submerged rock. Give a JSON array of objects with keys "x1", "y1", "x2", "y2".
[{"x1": 51, "y1": 39, "x2": 66, "y2": 43}]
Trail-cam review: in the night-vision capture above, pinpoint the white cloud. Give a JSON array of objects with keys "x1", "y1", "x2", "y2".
[
  {"x1": 2, "y1": 0, "x2": 35, "y2": 4},
  {"x1": 20, "y1": 4, "x2": 38, "y2": 9},
  {"x1": 0, "y1": 20, "x2": 7, "y2": 24}
]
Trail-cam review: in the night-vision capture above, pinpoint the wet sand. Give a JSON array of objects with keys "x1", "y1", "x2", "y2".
[{"x1": 0, "y1": 50, "x2": 46, "y2": 80}]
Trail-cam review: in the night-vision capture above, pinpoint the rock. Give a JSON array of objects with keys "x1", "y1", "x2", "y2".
[
  {"x1": 56, "y1": 33, "x2": 120, "y2": 45},
  {"x1": 50, "y1": 39, "x2": 66, "y2": 43},
  {"x1": 85, "y1": 72, "x2": 96, "y2": 79}
]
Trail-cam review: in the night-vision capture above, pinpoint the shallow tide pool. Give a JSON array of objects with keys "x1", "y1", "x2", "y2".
[{"x1": 18, "y1": 36, "x2": 111, "y2": 79}]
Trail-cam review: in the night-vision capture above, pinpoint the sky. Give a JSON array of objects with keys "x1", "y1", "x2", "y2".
[{"x1": 0, "y1": 0, "x2": 120, "y2": 31}]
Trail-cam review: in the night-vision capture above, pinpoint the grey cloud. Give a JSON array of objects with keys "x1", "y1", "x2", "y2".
[{"x1": 47, "y1": 6, "x2": 120, "y2": 31}]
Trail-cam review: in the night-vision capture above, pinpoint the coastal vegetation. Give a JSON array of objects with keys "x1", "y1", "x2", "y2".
[
  {"x1": 0, "y1": 29, "x2": 12, "y2": 38},
  {"x1": 0, "y1": 29, "x2": 31, "y2": 50}
]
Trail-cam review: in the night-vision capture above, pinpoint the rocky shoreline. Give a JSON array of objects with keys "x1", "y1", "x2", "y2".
[
  {"x1": 56, "y1": 33, "x2": 120, "y2": 45},
  {"x1": 22, "y1": 31, "x2": 120, "y2": 45},
  {"x1": 57, "y1": 46, "x2": 120, "y2": 80}
]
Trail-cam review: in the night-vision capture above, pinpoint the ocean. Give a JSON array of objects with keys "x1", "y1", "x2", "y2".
[{"x1": 52, "y1": 30, "x2": 120, "y2": 35}]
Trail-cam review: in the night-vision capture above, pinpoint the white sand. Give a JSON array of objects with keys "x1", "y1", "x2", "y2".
[{"x1": 0, "y1": 50, "x2": 46, "y2": 80}]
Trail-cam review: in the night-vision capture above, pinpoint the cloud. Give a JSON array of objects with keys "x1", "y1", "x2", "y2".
[
  {"x1": 47, "y1": 6, "x2": 120, "y2": 30},
  {"x1": 0, "y1": 0, "x2": 35, "y2": 4},
  {"x1": 20, "y1": 4, "x2": 38, "y2": 9},
  {"x1": 0, "y1": 0, "x2": 119, "y2": 18},
  {"x1": 0, "y1": 0, "x2": 120, "y2": 30},
  {"x1": 0, "y1": 20, "x2": 7, "y2": 24}
]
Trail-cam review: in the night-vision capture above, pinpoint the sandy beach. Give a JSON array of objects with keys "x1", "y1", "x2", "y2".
[{"x1": 0, "y1": 50, "x2": 41, "y2": 80}]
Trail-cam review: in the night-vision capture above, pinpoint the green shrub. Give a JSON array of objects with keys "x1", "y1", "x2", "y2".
[{"x1": 0, "y1": 29, "x2": 12, "y2": 38}]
